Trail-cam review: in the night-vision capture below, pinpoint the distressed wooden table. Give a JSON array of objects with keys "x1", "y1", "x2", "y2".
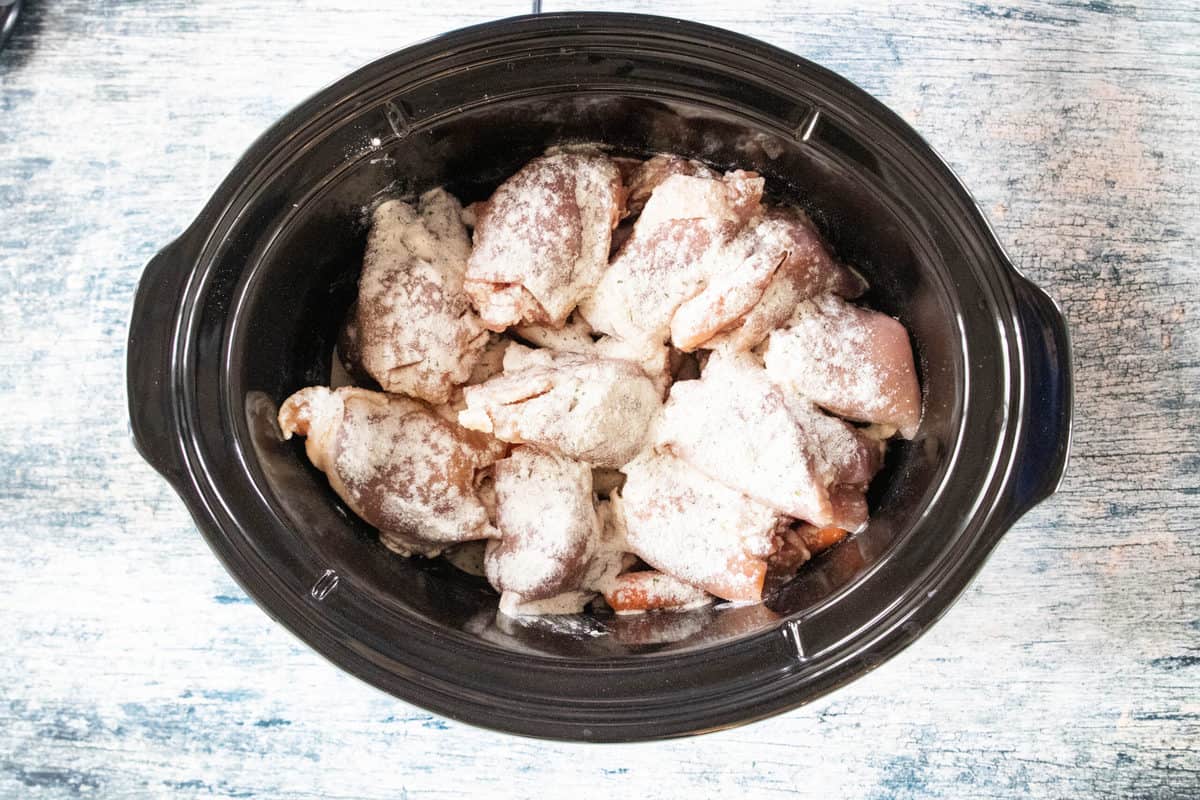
[{"x1": 2, "y1": 1, "x2": 1197, "y2": 797}]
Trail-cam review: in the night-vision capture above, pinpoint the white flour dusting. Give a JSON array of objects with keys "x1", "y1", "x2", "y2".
[
  {"x1": 764, "y1": 293, "x2": 921, "y2": 438},
  {"x1": 617, "y1": 451, "x2": 777, "y2": 603},
  {"x1": 485, "y1": 447, "x2": 598, "y2": 602},
  {"x1": 458, "y1": 350, "x2": 662, "y2": 469},
  {"x1": 465, "y1": 151, "x2": 623, "y2": 328},
  {"x1": 578, "y1": 171, "x2": 764, "y2": 351},
  {"x1": 355, "y1": 189, "x2": 489, "y2": 404},
  {"x1": 654, "y1": 350, "x2": 833, "y2": 525},
  {"x1": 278, "y1": 386, "x2": 499, "y2": 555}
]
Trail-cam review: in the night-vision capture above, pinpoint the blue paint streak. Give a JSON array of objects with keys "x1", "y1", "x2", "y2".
[
  {"x1": 1069, "y1": 0, "x2": 1135, "y2": 16},
  {"x1": 164, "y1": 779, "x2": 253, "y2": 797},
  {"x1": 213, "y1": 593, "x2": 251, "y2": 605},
  {"x1": 199, "y1": 688, "x2": 256, "y2": 702},
  {"x1": 1132, "y1": 711, "x2": 1199, "y2": 722},
  {"x1": 1106, "y1": 503, "x2": 1137, "y2": 519},
  {"x1": 1149, "y1": 655, "x2": 1200, "y2": 671},
  {"x1": 882, "y1": 33, "x2": 902, "y2": 65},
  {"x1": 167, "y1": 779, "x2": 209, "y2": 790},
  {"x1": 4, "y1": 762, "x2": 102, "y2": 795},
  {"x1": 967, "y1": 3, "x2": 1080, "y2": 26},
  {"x1": 874, "y1": 754, "x2": 932, "y2": 799},
  {"x1": 254, "y1": 718, "x2": 292, "y2": 728}
]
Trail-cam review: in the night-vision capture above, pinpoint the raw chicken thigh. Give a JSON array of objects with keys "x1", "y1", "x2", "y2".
[
  {"x1": 485, "y1": 447, "x2": 600, "y2": 608},
  {"x1": 464, "y1": 151, "x2": 625, "y2": 330},
  {"x1": 781, "y1": 396, "x2": 885, "y2": 532},
  {"x1": 515, "y1": 314, "x2": 674, "y2": 396},
  {"x1": 604, "y1": 570, "x2": 713, "y2": 613},
  {"x1": 458, "y1": 346, "x2": 662, "y2": 469},
  {"x1": 624, "y1": 154, "x2": 719, "y2": 215},
  {"x1": 654, "y1": 350, "x2": 835, "y2": 525},
  {"x1": 277, "y1": 387, "x2": 503, "y2": 557},
  {"x1": 351, "y1": 189, "x2": 490, "y2": 404},
  {"x1": 496, "y1": 497, "x2": 634, "y2": 616},
  {"x1": 674, "y1": 206, "x2": 868, "y2": 352},
  {"x1": 765, "y1": 293, "x2": 921, "y2": 438},
  {"x1": 617, "y1": 451, "x2": 779, "y2": 603},
  {"x1": 653, "y1": 349, "x2": 887, "y2": 531},
  {"x1": 579, "y1": 170, "x2": 764, "y2": 351}
]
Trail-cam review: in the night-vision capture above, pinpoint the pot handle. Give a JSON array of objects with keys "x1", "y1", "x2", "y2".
[
  {"x1": 999, "y1": 277, "x2": 1074, "y2": 525},
  {"x1": 126, "y1": 236, "x2": 193, "y2": 484}
]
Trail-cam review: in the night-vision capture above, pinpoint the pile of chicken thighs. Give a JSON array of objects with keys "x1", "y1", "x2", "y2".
[{"x1": 278, "y1": 149, "x2": 920, "y2": 616}]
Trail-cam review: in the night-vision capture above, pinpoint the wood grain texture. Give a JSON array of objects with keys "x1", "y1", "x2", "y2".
[{"x1": 1, "y1": 1, "x2": 1197, "y2": 797}]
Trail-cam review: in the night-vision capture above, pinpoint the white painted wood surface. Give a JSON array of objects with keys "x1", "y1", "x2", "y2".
[{"x1": 1, "y1": 1, "x2": 1197, "y2": 797}]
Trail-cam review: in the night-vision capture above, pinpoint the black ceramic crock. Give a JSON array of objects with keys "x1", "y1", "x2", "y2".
[{"x1": 126, "y1": 13, "x2": 1072, "y2": 741}]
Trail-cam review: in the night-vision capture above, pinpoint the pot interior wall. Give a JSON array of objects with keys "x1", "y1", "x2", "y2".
[{"x1": 228, "y1": 92, "x2": 962, "y2": 657}]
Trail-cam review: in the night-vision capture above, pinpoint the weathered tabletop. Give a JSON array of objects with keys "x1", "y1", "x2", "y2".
[{"x1": 2, "y1": 1, "x2": 1197, "y2": 797}]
